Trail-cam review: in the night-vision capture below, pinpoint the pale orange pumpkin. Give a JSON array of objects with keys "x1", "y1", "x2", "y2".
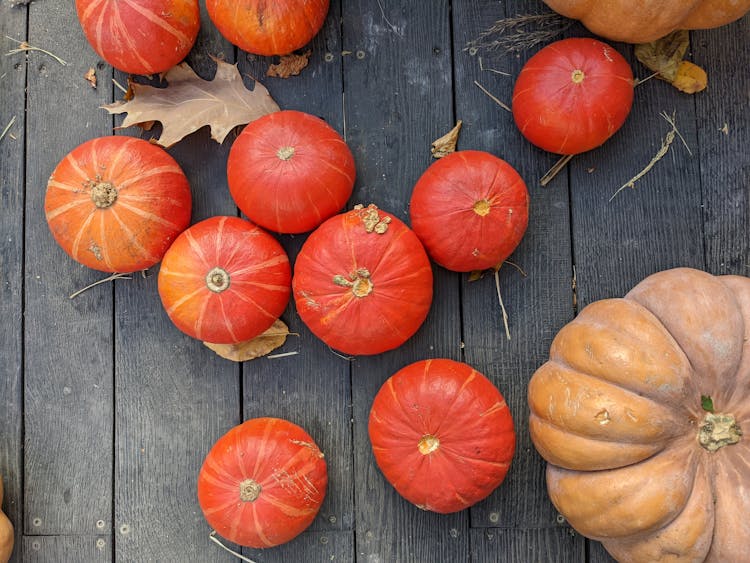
[
  {"x1": 0, "y1": 475, "x2": 13, "y2": 563},
  {"x1": 543, "y1": 0, "x2": 750, "y2": 43},
  {"x1": 528, "y1": 268, "x2": 750, "y2": 561}
]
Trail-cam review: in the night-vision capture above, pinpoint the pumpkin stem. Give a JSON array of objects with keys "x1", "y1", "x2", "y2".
[
  {"x1": 418, "y1": 434, "x2": 440, "y2": 455},
  {"x1": 206, "y1": 267, "x2": 230, "y2": 293},
  {"x1": 333, "y1": 268, "x2": 373, "y2": 298},
  {"x1": 473, "y1": 199, "x2": 491, "y2": 216},
  {"x1": 698, "y1": 412, "x2": 742, "y2": 452},
  {"x1": 90, "y1": 180, "x2": 118, "y2": 209},
  {"x1": 239, "y1": 479, "x2": 262, "y2": 502},
  {"x1": 571, "y1": 69, "x2": 585, "y2": 84},
  {"x1": 276, "y1": 146, "x2": 295, "y2": 161}
]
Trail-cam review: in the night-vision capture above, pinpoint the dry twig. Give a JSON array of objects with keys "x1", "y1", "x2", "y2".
[
  {"x1": 0, "y1": 116, "x2": 16, "y2": 143},
  {"x1": 69, "y1": 272, "x2": 132, "y2": 299},
  {"x1": 5, "y1": 36, "x2": 67, "y2": 66},
  {"x1": 494, "y1": 269, "x2": 511, "y2": 341},
  {"x1": 466, "y1": 13, "x2": 572, "y2": 54},
  {"x1": 208, "y1": 531, "x2": 257, "y2": 563},
  {"x1": 474, "y1": 80, "x2": 511, "y2": 112}
]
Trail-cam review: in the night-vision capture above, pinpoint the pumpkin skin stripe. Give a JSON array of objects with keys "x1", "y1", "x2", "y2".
[
  {"x1": 70, "y1": 211, "x2": 97, "y2": 262},
  {"x1": 122, "y1": 0, "x2": 190, "y2": 45},
  {"x1": 45, "y1": 198, "x2": 90, "y2": 222},
  {"x1": 114, "y1": 201, "x2": 183, "y2": 231},
  {"x1": 109, "y1": 4, "x2": 153, "y2": 73},
  {"x1": 115, "y1": 165, "x2": 186, "y2": 191},
  {"x1": 107, "y1": 207, "x2": 159, "y2": 265}
]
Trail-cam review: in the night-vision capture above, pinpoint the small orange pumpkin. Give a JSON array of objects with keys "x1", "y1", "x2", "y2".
[
  {"x1": 528, "y1": 268, "x2": 750, "y2": 561},
  {"x1": 0, "y1": 475, "x2": 13, "y2": 563}
]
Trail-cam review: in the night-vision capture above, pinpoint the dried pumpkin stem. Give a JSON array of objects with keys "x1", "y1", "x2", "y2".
[
  {"x1": 276, "y1": 146, "x2": 295, "y2": 161},
  {"x1": 418, "y1": 434, "x2": 440, "y2": 455},
  {"x1": 698, "y1": 412, "x2": 742, "y2": 452},
  {"x1": 239, "y1": 479, "x2": 261, "y2": 502},
  {"x1": 333, "y1": 268, "x2": 373, "y2": 297},
  {"x1": 90, "y1": 181, "x2": 118, "y2": 209},
  {"x1": 206, "y1": 267, "x2": 230, "y2": 293}
]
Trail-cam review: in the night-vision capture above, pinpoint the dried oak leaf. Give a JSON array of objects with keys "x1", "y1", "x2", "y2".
[
  {"x1": 84, "y1": 67, "x2": 97, "y2": 88},
  {"x1": 431, "y1": 120, "x2": 462, "y2": 158},
  {"x1": 203, "y1": 319, "x2": 291, "y2": 362},
  {"x1": 267, "y1": 50, "x2": 312, "y2": 78},
  {"x1": 102, "y1": 59, "x2": 280, "y2": 147},
  {"x1": 635, "y1": 30, "x2": 707, "y2": 93}
]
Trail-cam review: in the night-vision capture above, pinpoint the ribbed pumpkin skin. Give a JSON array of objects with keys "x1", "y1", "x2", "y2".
[
  {"x1": 157, "y1": 216, "x2": 291, "y2": 344},
  {"x1": 528, "y1": 268, "x2": 750, "y2": 562},
  {"x1": 512, "y1": 38, "x2": 634, "y2": 155},
  {"x1": 409, "y1": 150, "x2": 529, "y2": 272},
  {"x1": 543, "y1": 0, "x2": 750, "y2": 44},
  {"x1": 197, "y1": 417, "x2": 327, "y2": 548},
  {"x1": 369, "y1": 359, "x2": 516, "y2": 514},
  {"x1": 45, "y1": 136, "x2": 192, "y2": 273},
  {"x1": 292, "y1": 205, "x2": 433, "y2": 356},
  {"x1": 206, "y1": 0, "x2": 329, "y2": 56},
  {"x1": 75, "y1": 0, "x2": 200, "y2": 75},
  {"x1": 228, "y1": 111, "x2": 355, "y2": 234}
]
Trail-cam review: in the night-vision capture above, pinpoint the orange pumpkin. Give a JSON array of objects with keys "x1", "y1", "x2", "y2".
[
  {"x1": 0, "y1": 475, "x2": 13, "y2": 563},
  {"x1": 528, "y1": 268, "x2": 750, "y2": 561},
  {"x1": 45, "y1": 136, "x2": 192, "y2": 273},
  {"x1": 543, "y1": 0, "x2": 750, "y2": 44}
]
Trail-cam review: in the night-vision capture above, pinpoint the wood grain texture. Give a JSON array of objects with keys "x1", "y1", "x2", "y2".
[
  {"x1": 23, "y1": 0, "x2": 114, "y2": 536},
  {"x1": 0, "y1": 4, "x2": 27, "y2": 562},
  {"x1": 693, "y1": 18, "x2": 750, "y2": 277},
  {"x1": 237, "y1": 2, "x2": 354, "y2": 542},
  {"x1": 22, "y1": 535, "x2": 110, "y2": 563},
  {"x1": 343, "y1": 1, "x2": 467, "y2": 560},
  {"x1": 243, "y1": 530, "x2": 353, "y2": 562},
  {"x1": 113, "y1": 6, "x2": 241, "y2": 562},
  {"x1": 470, "y1": 527, "x2": 585, "y2": 562},
  {"x1": 452, "y1": 0, "x2": 575, "y2": 528},
  {"x1": 570, "y1": 48, "x2": 704, "y2": 308}
]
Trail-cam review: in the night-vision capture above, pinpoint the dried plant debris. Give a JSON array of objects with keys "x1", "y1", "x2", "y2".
[
  {"x1": 431, "y1": 120, "x2": 462, "y2": 158},
  {"x1": 5, "y1": 36, "x2": 67, "y2": 65},
  {"x1": 84, "y1": 67, "x2": 97, "y2": 88},
  {"x1": 610, "y1": 111, "x2": 691, "y2": 201},
  {"x1": 267, "y1": 50, "x2": 312, "y2": 79},
  {"x1": 466, "y1": 12, "x2": 573, "y2": 54},
  {"x1": 103, "y1": 58, "x2": 279, "y2": 147},
  {"x1": 635, "y1": 30, "x2": 707, "y2": 93},
  {"x1": 204, "y1": 319, "x2": 292, "y2": 362}
]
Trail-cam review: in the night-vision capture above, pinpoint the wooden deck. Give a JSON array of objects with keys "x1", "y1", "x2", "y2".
[{"x1": 1, "y1": 1, "x2": 748, "y2": 561}]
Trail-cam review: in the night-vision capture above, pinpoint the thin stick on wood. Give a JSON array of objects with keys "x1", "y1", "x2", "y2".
[
  {"x1": 494, "y1": 269, "x2": 511, "y2": 341},
  {"x1": 479, "y1": 56, "x2": 510, "y2": 76},
  {"x1": 112, "y1": 78, "x2": 129, "y2": 94},
  {"x1": 474, "y1": 80, "x2": 511, "y2": 112},
  {"x1": 69, "y1": 272, "x2": 132, "y2": 299},
  {"x1": 208, "y1": 531, "x2": 257, "y2": 563},
  {"x1": 503, "y1": 260, "x2": 528, "y2": 277},
  {"x1": 634, "y1": 71, "x2": 660, "y2": 87},
  {"x1": 266, "y1": 351, "x2": 300, "y2": 360},
  {"x1": 540, "y1": 154, "x2": 574, "y2": 186},
  {"x1": 328, "y1": 346, "x2": 355, "y2": 361},
  {"x1": 0, "y1": 115, "x2": 16, "y2": 142},
  {"x1": 5, "y1": 36, "x2": 68, "y2": 66}
]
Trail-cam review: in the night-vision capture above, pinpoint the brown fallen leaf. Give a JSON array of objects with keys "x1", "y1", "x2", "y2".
[
  {"x1": 267, "y1": 50, "x2": 312, "y2": 79},
  {"x1": 102, "y1": 58, "x2": 280, "y2": 147},
  {"x1": 431, "y1": 120, "x2": 462, "y2": 158},
  {"x1": 84, "y1": 67, "x2": 97, "y2": 88},
  {"x1": 203, "y1": 319, "x2": 291, "y2": 362},
  {"x1": 635, "y1": 30, "x2": 707, "y2": 93}
]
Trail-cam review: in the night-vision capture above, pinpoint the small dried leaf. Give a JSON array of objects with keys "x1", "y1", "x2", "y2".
[
  {"x1": 102, "y1": 58, "x2": 280, "y2": 147},
  {"x1": 468, "y1": 270, "x2": 484, "y2": 282},
  {"x1": 84, "y1": 67, "x2": 97, "y2": 88},
  {"x1": 204, "y1": 319, "x2": 290, "y2": 362},
  {"x1": 635, "y1": 30, "x2": 689, "y2": 82},
  {"x1": 672, "y1": 60, "x2": 707, "y2": 94},
  {"x1": 431, "y1": 120, "x2": 462, "y2": 158},
  {"x1": 267, "y1": 50, "x2": 312, "y2": 79}
]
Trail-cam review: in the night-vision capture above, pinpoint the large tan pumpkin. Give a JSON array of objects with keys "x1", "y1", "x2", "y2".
[
  {"x1": 528, "y1": 268, "x2": 750, "y2": 562},
  {"x1": 543, "y1": 0, "x2": 750, "y2": 43}
]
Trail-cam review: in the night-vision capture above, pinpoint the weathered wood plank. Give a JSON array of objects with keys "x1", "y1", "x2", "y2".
[
  {"x1": 243, "y1": 530, "x2": 353, "y2": 562},
  {"x1": 23, "y1": 1, "x2": 114, "y2": 536},
  {"x1": 470, "y1": 527, "x2": 584, "y2": 562},
  {"x1": 237, "y1": 1, "x2": 353, "y2": 541},
  {"x1": 452, "y1": 0, "x2": 575, "y2": 528},
  {"x1": 343, "y1": 1, "x2": 467, "y2": 560},
  {"x1": 23, "y1": 535, "x2": 110, "y2": 562},
  {"x1": 693, "y1": 19, "x2": 750, "y2": 276},
  {"x1": 0, "y1": 5, "x2": 28, "y2": 562},
  {"x1": 113, "y1": 6, "x2": 241, "y2": 562}
]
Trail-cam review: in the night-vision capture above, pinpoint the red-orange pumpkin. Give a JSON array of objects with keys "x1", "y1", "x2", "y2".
[
  {"x1": 75, "y1": 0, "x2": 200, "y2": 75},
  {"x1": 206, "y1": 0, "x2": 329, "y2": 56},
  {"x1": 369, "y1": 359, "x2": 516, "y2": 513},
  {"x1": 228, "y1": 110, "x2": 355, "y2": 234},
  {"x1": 292, "y1": 204, "x2": 433, "y2": 356},
  {"x1": 528, "y1": 268, "x2": 750, "y2": 561},
  {"x1": 512, "y1": 38, "x2": 634, "y2": 155},
  {"x1": 197, "y1": 417, "x2": 327, "y2": 548},
  {"x1": 157, "y1": 216, "x2": 291, "y2": 344},
  {"x1": 45, "y1": 136, "x2": 192, "y2": 273},
  {"x1": 409, "y1": 150, "x2": 529, "y2": 272}
]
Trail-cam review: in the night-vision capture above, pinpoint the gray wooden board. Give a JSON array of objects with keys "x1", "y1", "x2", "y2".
[
  {"x1": 112, "y1": 6, "x2": 242, "y2": 562},
  {"x1": 23, "y1": 1, "x2": 114, "y2": 537},
  {"x1": 343, "y1": 1, "x2": 468, "y2": 561},
  {"x1": 0, "y1": 4, "x2": 27, "y2": 562},
  {"x1": 693, "y1": 18, "x2": 750, "y2": 276},
  {"x1": 243, "y1": 530, "x2": 353, "y2": 562},
  {"x1": 22, "y1": 535, "x2": 110, "y2": 562},
  {"x1": 452, "y1": 0, "x2": 576, "y2": 530},
  {"x1": 237, "y1": 1, "x2": 354, "y2": 544},
  {"x1": 470, "y1": 527, "x2": 585, "y2": 562}
]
